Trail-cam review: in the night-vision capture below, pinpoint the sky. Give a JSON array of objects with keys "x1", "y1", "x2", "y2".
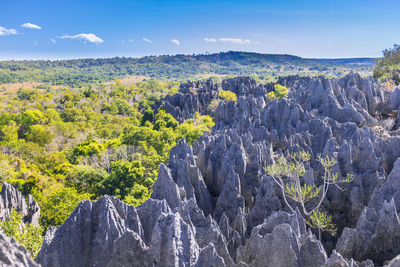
[{"x1": 0, "y1": 0, "x2": 399, "y2": 60}]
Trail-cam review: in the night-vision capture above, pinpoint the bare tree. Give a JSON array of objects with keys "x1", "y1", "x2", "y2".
[{"x1": 265, "y1": 152, "x2": 353, "y2": 240}]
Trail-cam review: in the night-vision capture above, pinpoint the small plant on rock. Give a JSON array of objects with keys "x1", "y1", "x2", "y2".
[
  {"x1": 265, "y1": 151, "x2": 353, "y2": 240},
  {"x1": 208, "y1": 90, "x2": 238, "y2": 112},
  {"x1": 267, "y1": 84, "x2": 289, "y2": 101},
  {"x1": 0, "y1": 209, "x2": 44, "y2": 258},
  {"x1": 218, "y1": 90, "x2": 238, "y2": 101}
]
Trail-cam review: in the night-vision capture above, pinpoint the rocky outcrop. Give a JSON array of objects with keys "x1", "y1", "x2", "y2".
[
  {"x1": 163, "y1": 79, "x2": 221, "y2": 122},
  {"x1": 36, "y1": 196, "x2": 144, "y2": 267},
  {"x1": 37, "y1": 74, "x2": 400, "y2": 266},
  {"x1": 386, "y1": 255, "x2": 400, "y2": 267},
  {"x1": 0, "y1": 182, "x2": 40, "y2": 225},
  {"x1": 237, "y1": 209, "x2": 327, "y2": 267},
  {"x1": 0, "y1": 232, "x2": 40, "y2": 267}
]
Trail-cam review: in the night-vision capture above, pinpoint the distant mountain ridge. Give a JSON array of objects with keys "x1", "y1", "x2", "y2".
[{"x1": 0, "y1": 51, "x2": 376, "y2": 87}]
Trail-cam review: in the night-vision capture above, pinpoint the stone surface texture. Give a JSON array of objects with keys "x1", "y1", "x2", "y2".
[{"x1": 34, "y1": 75, "x2": 400, "y2": 266}]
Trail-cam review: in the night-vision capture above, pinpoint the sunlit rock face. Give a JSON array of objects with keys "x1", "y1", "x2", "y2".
[
  {"x1": 0, "y1": 182, "x2": 40, "y2": 225},
  {"x1": 0, "y1": 232, "x2": 40, "y2": 267},
  {"x1": 36, "y1": 74, "x2": 400, "y2": 266}
]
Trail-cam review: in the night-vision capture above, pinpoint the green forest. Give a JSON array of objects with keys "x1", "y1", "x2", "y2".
[
  {"x1": 0, "y1": 51, "x2": 375, "y2": 87},
  {"x1": 0, "y1": 79, "x2": 215, "y2": 246}
]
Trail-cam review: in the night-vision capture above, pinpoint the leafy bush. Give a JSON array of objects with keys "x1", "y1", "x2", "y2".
[
  {"x1": 124, "y1": 183, "x2": 151, "y2": 206},
  {"x1": 267, "y1": 84, "x2": 289, "y2": 101},
  {"x1": 178, "y1": 112, "x2": 215, "y2": 145},
  {"x1": 0, "y1": 209, "x2": 44, "y2": 257},
  {"x1": 373, "y1": 44, "x2": 400, "y2": 85},
  {"x1": 70, "y1": 140, "x2": 105, "y2": 164},
  {"x1": 219, "y1": 90, "x2": 238, "y2": 101},
  {"x1": 99, "y1": 160, "x2": 145, "y2": 199},
  {"x1": 25, "y1": 125, "x2": 53, "y2": 146},
  {"x1": 35, "y1": 184, "x2": 91, "y2": 229}
]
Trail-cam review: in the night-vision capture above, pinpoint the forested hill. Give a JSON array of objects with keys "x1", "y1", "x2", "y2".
[{"x1": 0, "y1": 51, "x2": 376, "y2": 87}]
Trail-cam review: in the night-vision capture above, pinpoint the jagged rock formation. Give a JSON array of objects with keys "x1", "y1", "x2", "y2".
[
  {"x1": 336, "y1": 159, "x2": 400, "y2": 265},
  {"x1": 0, "y1": 182, "x2": 40, "y2": 225},
  {"x1": 0, "y1": 232, "x2": 40, "y2": 267},
  {"x1": 36, "y1": 74, "x2": 400, "y2": 266},
  {"x1": 163, "y1": 79, "x2": 220, "y2": 122}
]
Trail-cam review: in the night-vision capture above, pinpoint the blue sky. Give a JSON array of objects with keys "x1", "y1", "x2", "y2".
[{"x1": 0, "y1": 0, "x2": 399, "y2": 60}]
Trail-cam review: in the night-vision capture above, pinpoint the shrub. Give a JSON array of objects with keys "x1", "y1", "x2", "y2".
[
  {"x1": 36, "y1": 184, "x2": 91, "y2": 229},
  {"x1": 0, "y1": 209, "x2": 44, "y2": 258},
  {"x1": 267, "y1": 84, "x2": 289, "y2": 101},
  {"x1": 124, "y1": 183, "x2": 151, "y2": 206},
  {"x1": 25, "y1": 125, "x2": 53, "y2": 146},
  {"x1": 373, "y1": 44, "x2": 400, "y2": 85},
  {"x1": 208, "y1": 99, "x2": 220, "y2": 113},
  {"x1": 70, "y1": 140, "x2": 104, "y2": 164},
  {"x1": 99, "y1": 160, "x2": 145, "y2": 199},
  {"x1": 219, "y1": 90, "x2": 238, "y2": 101}
]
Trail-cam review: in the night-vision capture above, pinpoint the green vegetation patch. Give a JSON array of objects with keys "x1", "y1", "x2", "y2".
[
  {"x1": 0, "y1": 79, "x2": 213, "y2": 234},
  {"x1": 0, "y1": 52, "x2": 375, "y2": 87}
]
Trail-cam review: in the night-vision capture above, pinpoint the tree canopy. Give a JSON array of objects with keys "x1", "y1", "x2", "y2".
[
  {"x1": 373, "y1": 44, "x2": 400, "y2": 85},
  {"x1": 0, "y1": 79, "x2": 214, "y2": 233}
]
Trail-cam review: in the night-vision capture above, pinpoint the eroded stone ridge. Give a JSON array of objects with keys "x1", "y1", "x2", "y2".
[
  {"x1": 36, "y1": 74, "x2": 400, "y2": 266},
  {"x1": 0, "y1": 232, "x2": 40, "y2": 267},
  {"x1": 0, "y1": 182, "x2": 40, "y2": 225}
]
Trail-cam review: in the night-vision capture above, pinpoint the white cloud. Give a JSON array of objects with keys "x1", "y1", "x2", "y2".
[
  {"x1": 128, "y1": 39, "x2": 134, "y2": 43},
  {"x1": 59, "y1": 33, "x2": 104, "y2": 44},
  {"x1": 50, "y1": 38, "x2": 56, "y2": 44},
  {"x1": 0, "y1": 26, "x2": 17, "y2": 36},
  {"x1": 218, "y1": 38, "x2": 251, "y2": 44},
  {"x1": 203, "y1": 37, "x2": 254, "y2": 44},
  {"x1": 21, "y1": 23, "x2": 41, "y2": 30},
  {"x1": 143, "y1": 37, "x2": 152, "y2": 43},
  {"x1": 171, "y1": 39, "x2": 180, "y2": 45},
  {"x1": 204, "y1": 38, "x2": 217, "y2": 43},
  {"x1": 33, "y1": 42, "x2": 38, "y2": 46}
]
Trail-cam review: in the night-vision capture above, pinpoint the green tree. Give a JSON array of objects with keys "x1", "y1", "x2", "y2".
[
  {"x1": 18, "y1": 110, "x2": 46, "y2": 137},
  {"x1": 111, "y1": 99, "x2": 131, "y2": 115},
  {"x1": 178, "y1": 113, "x2": 214, "y2": 145},
  {"x1": 65, "y1": 165, "x2": 106, "y2": 195},
  {"x1": 36, "y1": 184, "x2": 91, "y2": 229},
  {"x1": 70, "y1": 140, "x2": 104, "y2": 164},
  {"x1": 124, "y1": 183, "x2": 151, "y2": 206},
  {"x1": 17, "y1": 87, "x2": 37, "y2": 101},
  {"x1": 373, "y1": 44, "x2": 400, "y2": 85},
  {"x1": 25, "y1": 124, "x2": 53, "y2": 146},
  {"x1": 219, "y1": 90, "x2": 238, "y2": 101},
  {"x1": 60, "y1": 108, "x2": 86, "y2": 122},
  {"x1": 99, "y1": 160, "x2": 145, "y2": 199},
  {"x1": 0, "y1": 121, "x2": 19, "y2": 143},
  {"x1": 141, "y1": 108, "x2": 154, "y2": 125},
  {"x1": 44, "y1": 108, "x2": 61, "y2": 122},
  {"x1": 153, "y1": 109, "x2": 178, "y2": 130},
  {"x1": 267, "y1": 84, "x2": 289, "y2": 101}
]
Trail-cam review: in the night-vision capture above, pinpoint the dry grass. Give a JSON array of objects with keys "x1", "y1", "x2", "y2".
[
  {"x1": 0, "y1": 82, "x2": 67, "y2": 97},
  {"x1": 105, "y1": 75, "x2": 150, "y2": 86}
]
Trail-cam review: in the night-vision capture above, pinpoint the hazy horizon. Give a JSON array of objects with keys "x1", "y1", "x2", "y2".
[
  {"x1": 0, "y1": 50, "x2": 379, "y2": 62},
  {"x1": 1, "y1": 0, "x2": 398, "y2": 60}
]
